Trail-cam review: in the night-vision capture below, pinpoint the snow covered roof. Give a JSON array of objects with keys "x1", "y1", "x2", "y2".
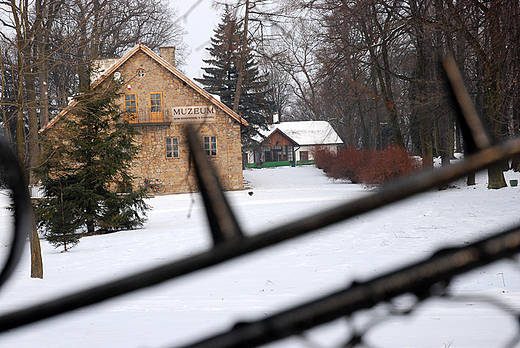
[{"x1": 262, "y1": 121, "x2": 343, "y2": 146}]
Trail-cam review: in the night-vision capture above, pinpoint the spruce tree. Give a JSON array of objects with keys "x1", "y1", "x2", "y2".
[
  {"x1": 35, "y1": 177, "x2": 82, "y2": 251},
  {"x1": 35, "y1": 81, "x2": 149, "y2": 251},
  {"x1": 195, "y1": 8, "x2": 271, "y2": 150}
]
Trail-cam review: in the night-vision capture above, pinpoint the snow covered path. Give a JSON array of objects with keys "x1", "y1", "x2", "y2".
[{"x1": 0, "y1": 166, "x2": 518, "y2": 348}]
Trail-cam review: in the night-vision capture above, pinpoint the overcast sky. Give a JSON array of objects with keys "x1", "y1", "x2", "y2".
[{"x1": 172, "y1": 0, "x2": 222, "y2": 79}]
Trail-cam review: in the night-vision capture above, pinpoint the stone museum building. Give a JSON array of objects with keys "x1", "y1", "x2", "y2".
[{"x1": 44, "y1": 44, "x2": 247, "y2": 194}]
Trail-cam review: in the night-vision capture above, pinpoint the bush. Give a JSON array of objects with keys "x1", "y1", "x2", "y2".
[
  {"x1": 328, "y1": 147, "x2": 366, "y2": 183},
  {"x1": 316, "y1": 146, "x2": 421, "y2": 185},
  {"x1": 313, "y1": 145, "x2": 336, "y2": 174},
  {"x1": 360, "y1": 146, "x2": 422, "y2": 185}
]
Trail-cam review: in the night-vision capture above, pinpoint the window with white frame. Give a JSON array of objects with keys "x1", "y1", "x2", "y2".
[
  {"x1": 166, "y1": 137, "x2": 179, "y2": 158},
  {"x1": 204, "y1": 136, "x2": 217, "y2": 156}
]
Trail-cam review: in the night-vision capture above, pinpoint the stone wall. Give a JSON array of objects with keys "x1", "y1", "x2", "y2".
[{"x1": 115, "y1": 51, "x2": 243, "y2": 193}]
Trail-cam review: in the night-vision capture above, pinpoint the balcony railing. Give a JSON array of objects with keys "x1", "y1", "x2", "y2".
[{"x1": 123, "y1": 108, "x2": 170, "y2": 125}]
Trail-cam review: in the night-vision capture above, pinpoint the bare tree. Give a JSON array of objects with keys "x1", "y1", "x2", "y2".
[
  {"x1": 213, "y1": 0, "x2": 285, "y2": 115},
  {"x1": 257, "y1": 55, "x2": 292, "y2": 122},
  {"x1": 265, "y1": 17, "x2": 323, "y2": 120},
  {"x1": 0, "y1": 0, "x2": 44, "y2": 278},
  {"x1": 0, "y1": 0, "x2": 188, "y2": 278},
  {"x1": 443, "y1": 0, "x2": 519, "y2": 188},
  {"x1": 292, "y1": 0, "x2": 410, "y2": 147},
  {"x1": 213, "y1": 0, "x2": 520, "y2": 187}
]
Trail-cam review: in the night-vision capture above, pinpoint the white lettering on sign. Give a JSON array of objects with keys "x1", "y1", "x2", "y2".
[{"x1": 171, "y1": 106, "x2": 217, "y2": 123}]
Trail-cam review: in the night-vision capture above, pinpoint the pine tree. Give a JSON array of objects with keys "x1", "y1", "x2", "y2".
[
  {"x1": 35, "y1": 81, "x2": 149, "y2": 251},
  {"x1": 35, "y1": 177, "x2": 82, "y2": 251},
  {"x1": 195, "y1": 8, "x2": 271, "y2": 150}
]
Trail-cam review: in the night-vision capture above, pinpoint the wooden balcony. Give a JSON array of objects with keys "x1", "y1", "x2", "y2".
[
  {"x1": 150, "y1": 111, "x2": 164, "y2": 123},
  {"x1": 123, "y1": 108, "x2": 171, "y2": 126}
]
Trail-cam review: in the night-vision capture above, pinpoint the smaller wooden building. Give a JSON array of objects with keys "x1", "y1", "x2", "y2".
[{"x1": 247, "y1": 121, "x2": 343, "y2": 165}]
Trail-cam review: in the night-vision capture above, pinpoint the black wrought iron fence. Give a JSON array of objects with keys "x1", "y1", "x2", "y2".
[{"x1": 1, "y1": 57, "x2": 520, "y2": 347}]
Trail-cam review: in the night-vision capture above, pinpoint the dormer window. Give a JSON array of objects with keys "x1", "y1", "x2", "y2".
[{"x1": 137, "y1": 68, "x2": 145, "y2": 77}]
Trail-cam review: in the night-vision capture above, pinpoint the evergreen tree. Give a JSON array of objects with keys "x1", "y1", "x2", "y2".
[
  {"x1": 35, "y1": 81, "x2": 149, "y2": 251},
  {"x1": 36, "y1": 177, "x2": 82, "y2": 252},
  {"x1": 195, "y1": 8, "x2": 271, "y2": 150}
]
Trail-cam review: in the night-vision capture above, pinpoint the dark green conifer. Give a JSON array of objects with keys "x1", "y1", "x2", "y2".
[
  {"x1": 35, "y1": 80, "x2": 149, "y2": 251},
  {"x1": 195, "y1": 8, "x2": 271, "y2": 150}
]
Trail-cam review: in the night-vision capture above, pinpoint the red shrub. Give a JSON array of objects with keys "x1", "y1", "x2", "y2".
[
  {"x1": 318, "y1": 146, "x2": 421, "y2": 185},
  {"x1": 312, "y1": 145, "x2": 336, "y2": 174},
  {"x1": 328, "y1": 147, "x2": 366, "y2": 183}
]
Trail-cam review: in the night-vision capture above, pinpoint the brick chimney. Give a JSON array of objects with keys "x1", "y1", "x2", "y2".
[{"x1": 160, "y1": 46, "x2": 176, "y2": 67}]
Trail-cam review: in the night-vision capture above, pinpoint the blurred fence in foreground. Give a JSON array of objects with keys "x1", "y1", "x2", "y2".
[{"x1": 0, "y1": 57, "x2": 520, "y2": 347}]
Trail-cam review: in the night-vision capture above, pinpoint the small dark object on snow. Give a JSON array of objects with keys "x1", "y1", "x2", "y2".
[{"x1": 248, "y1": 191, "x2": 254, "y2": 196}]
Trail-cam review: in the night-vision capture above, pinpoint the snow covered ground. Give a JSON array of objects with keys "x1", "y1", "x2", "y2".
[{"x1": 0, "y1": 165, "x2": 519, "y2": 348}]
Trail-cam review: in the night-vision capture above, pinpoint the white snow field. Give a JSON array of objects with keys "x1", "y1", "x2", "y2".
[{"x1": 0, "y1": 165, "x2": 519, "y2": 348}]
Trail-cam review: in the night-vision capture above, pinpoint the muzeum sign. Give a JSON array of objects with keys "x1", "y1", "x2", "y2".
[{"x1": 171, "y1": 106, "x2": 217, "y2": 123}]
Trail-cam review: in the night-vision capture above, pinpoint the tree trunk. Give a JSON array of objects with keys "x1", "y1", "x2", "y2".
[
  {"x1": 25, "y1": 59, "x2": 38, "y2": 183},
  {"x1": 511, "y1": 155, "x2": 520, "y2": 172},
  {"x1": 488, "y1": 162, "x2": 506, "y2": 189},
  {"x1": 37, "y1": 40, "x2": 50, "y2": 127},
  {"x1": 87, "y1": 217, "x2": 95, "y2": 235},
  {"x1": 25, "y1": 54, "x2": 44, "y2": 279},
  {"x1": 381, "y1": 46, "x2": 404, "y2": 148},
  {"x1": 233, "y1": 0, "x2": 249, "y2": 114},
  {"x1": 11, "y1": 0, "x2": 44, "y2": 278},
  {"x1": 0, "y1": 44, "x2": 12, "y2": 144},
  {"x1": 467, "y1": 172, "x2": 475, "y2": 186},
  {"x1": 30, "y1": 212, "x2": 43, "y2": 278}
]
